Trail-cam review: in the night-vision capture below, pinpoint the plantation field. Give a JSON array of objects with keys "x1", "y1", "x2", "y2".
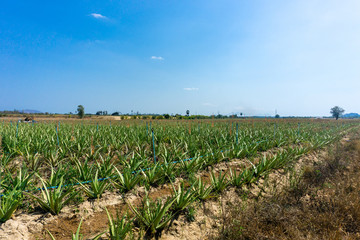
[{"x1": 0, "y1": 118, "x2": 358, "y2": 239}]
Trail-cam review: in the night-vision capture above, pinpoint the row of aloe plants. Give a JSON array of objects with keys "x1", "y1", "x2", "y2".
[
  {"x1": 111, "y1": 137, "x2": 352, "y2": 239},
  {"x1": 0, "y1": 119, "x2": 344, "y2": 163},
  {"x1": 0, "y1": 120, "x2": 356, "y2": 224},
  {"x1": 0, "y1": 122, "x2": 347, "y2": 197},
  {"x1": 0, "y1": 120, "x2": 350, "y2": 175},
  {"x1": 44, "y1": 143, "x2": 324, "y2": 239}
]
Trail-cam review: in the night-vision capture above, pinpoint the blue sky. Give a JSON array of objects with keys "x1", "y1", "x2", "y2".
[{"x1": 1, "y1": 0, "x2": 359, "y2": 116}]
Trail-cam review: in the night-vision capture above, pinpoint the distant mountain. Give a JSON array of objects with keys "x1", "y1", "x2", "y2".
[
  {"x1": 22, "y1": 109, "x2": 42, "y2": 114},
  {"x1": 343, "y1": 113, "x2": 360, "y2": 118}
]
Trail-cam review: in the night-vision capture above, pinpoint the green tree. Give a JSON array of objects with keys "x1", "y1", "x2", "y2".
[
  {"x1": 77, "y1": 105, "x2": 85, "y2": 119},
  {"x1": 330, "y1": 106, "x2": 344, "y2": 120}
]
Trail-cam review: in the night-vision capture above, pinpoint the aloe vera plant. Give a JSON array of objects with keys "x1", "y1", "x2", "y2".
[
  {"x1": 161, "y1": 161, "x2": 179, "y2": 181},
  {"x1": 4, "y1": 167, "x2": 33, "y2": 192},
  {"x1": 210, "y1": 171, "x2": 229, "y2": 194},
  {"x1": 78, "y1": 170, "x2": 110, "y2": 199},
  {"x1": 141, "y1": 163, "x2": 165, "y2": 187},
  {"x1": 113, "y1": 167, "x2": 140, "y2": 193},
  {"x1": 46, "y1": 166, "x2": 67, "y2": 188},
  {"x1": 129, "y1": 195, "x2": 176, "y2": 237},
  {"x1": 95, "y1": 154, "x2": 114, "y2": 178},
  {"x1": 23, "y1": 150, "x2": 41, "y2": 171},
  {"x1": 180, "y1": 155, "x2": 204, "y2": 176},
  {"x1": 0, "y1": 189, "x2": 21, "y2": 223},
  {"x1": 228, "y1": 144, "x2": 246, "y2": 159},
  {"x1": 71, "y1": 218, "x2": 84, "y2": 240},
  {"x1": 73, "y1": 156, "x2": 94, "y2": 181},
  {"x1": 27, "y1": 176, "x2": 78, "y2": 215},
  {"x1": 170, "y1": 182, "x2": 197, "y2": 213},
  {"x1": 229, "y1": 168, "x2": 245, "y2": 187},
  {"x1": 191, "y1": 177, "x2": 213, "y2": 201},
  {"x1": 44, "y1": 150, "x2": 62, "y2": 168},
  {"x1": 242, "y1": 167, "x2": 257, "y2": 184},
  {"x1": 106, "y1": 208, "x2": 133, "y2": 240}
]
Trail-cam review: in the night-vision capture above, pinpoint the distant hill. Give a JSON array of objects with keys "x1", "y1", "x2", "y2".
[
  {"x1": 22, "y1": 109, "x2": 42, "y2": 114},
  {"x1": 343, "y1": 113, "x2": 360, "y2": 118}
]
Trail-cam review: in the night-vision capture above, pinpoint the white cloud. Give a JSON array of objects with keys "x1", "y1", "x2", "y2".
[
  {"x1": 183, "y1": 88, "x2": 199, "y2": 91},
  {"x1": 151, "y1": 56, "x2": 164, "y2": 60},
  {"x1": 90, "y1": 13, "x2": 108, "y2": 19}
]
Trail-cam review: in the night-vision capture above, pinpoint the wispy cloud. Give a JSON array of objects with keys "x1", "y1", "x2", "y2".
[
  {"x1": 151, "y1": 56, "x2": 164, "y2": 60},
  {"x1": 183, "y1": 88, "x2": 199, "y2": 91},
  {"x1": 90, "y1": 13, "x2": 108, "y2": 19}
]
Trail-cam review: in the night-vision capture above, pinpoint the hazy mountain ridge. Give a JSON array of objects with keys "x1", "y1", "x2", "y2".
[{"x1": 343, "y1": 113, "x2": 360, "y2": 118}]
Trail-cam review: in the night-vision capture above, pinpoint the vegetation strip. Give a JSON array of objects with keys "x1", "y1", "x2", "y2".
[
  {"x1": 1, "y1": 122, "x2": 351, "y2": 196},
  {"x1": 211, "y1": 130, "x2": 360, "y2": 239},
  {"x1": 39, "y1": 126, "x2": 358, "y2": 239},
  {"x1": 0, "y1": 119, "x2": 357, "y2": 238}
]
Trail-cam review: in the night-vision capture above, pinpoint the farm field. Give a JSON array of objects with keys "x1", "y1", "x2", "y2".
[
  {"x1": 0, "y1": 118, "x2": 358, "y2": 239},
  {"x1": 211, "y1": 129, "x2": 360, "y2": 240},
  {"x1": 3, "y1": 0, "x2": 360, "y2": 239}
]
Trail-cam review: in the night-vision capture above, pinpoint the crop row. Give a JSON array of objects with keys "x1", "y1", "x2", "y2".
[
  {"x1": 0, "y1": 120, "x2": 356, "y2": 227},
  {"x1": 46, "y1": 142, "x2": 344, "y2": 239}
]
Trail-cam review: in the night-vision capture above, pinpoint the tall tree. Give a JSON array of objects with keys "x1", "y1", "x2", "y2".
[
  {"x1": 77, "y1": 105, "x2": 85, "y2": 119},
  {"x1": 330, "y1": 106, "x2": 344, "y2": 120}
]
